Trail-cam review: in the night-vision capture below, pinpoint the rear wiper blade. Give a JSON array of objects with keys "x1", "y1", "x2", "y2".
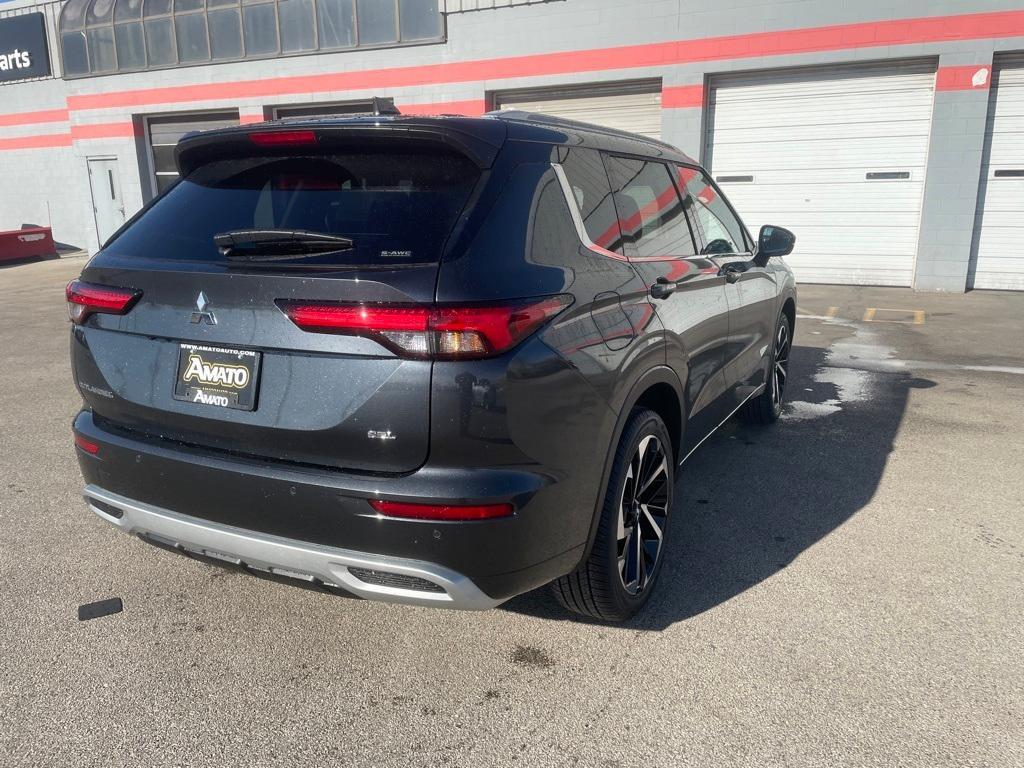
[{"x1": 214, "y1": 229, "x2": 354, "y2": 261}]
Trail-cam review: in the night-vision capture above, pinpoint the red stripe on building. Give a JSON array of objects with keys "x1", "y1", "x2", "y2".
[
  {"x1": 0, "y1": 133, "x2": 72, "y2": 150},
  {"x1": 64, "y1": 10, "x2": 1024, "y2": 113},
  {"x1": 70, "y1": 121, "x2": 140, "y2": 140},
  {"x1": 398, "y1": 99, "x2": 488, "y2": 116},
  {"x1": 0, "y1": 108, "x2": 69, "y2": 128},
  {"x1": 936, "y1": 65, "x2": 992, "y2": 91},
  {"x1": 662, "y1": 85, "x2": 704, "y2": 109},
  {"x1": 239, "y1": 114, "x2": 265, "y2": 124}
]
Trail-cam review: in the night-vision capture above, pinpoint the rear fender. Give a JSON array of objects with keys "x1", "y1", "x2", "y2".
[{"x1": 576, "y1": 365, "x2": 685, "y2": 567}]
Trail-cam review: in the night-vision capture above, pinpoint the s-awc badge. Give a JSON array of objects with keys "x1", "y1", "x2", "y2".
[{"x1": 173, "y1": 343, "x2": 261, "y2": 411}]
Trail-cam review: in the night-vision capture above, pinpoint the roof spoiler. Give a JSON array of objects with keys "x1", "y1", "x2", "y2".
[{"x1": 175, "y1": 117, "x2": 507, "y2": 176}]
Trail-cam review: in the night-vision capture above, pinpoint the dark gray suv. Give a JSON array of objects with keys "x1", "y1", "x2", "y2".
[{"x1": 69, "y1": 110, "x2": 796, "y2": 621}]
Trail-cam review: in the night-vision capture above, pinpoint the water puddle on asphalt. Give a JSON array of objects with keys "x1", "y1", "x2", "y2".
[
  {"x1": 787, "y1": 312, "x2": 1024, "y2": 423},
  {"x1": 784, "y1": 315, "x2": 889, "y2": 422}
]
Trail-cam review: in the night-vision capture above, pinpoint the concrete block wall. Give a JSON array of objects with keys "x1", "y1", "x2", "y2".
[
  {"x1": 0, "y1": 77, "x2": 91, "y2": 249},
  {"x1": 1, "y1": 0, "x2": 1023, "y2": 288}
]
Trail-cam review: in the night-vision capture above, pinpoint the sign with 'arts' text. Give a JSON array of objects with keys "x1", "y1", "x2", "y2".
[{"x1": 0, "y1": 13, "x2": 51, "y2": 82}]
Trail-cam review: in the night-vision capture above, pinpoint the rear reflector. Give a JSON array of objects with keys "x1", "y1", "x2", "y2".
[
  {"x1": 249, "y1": 130, "x2": 317, "y2": 147},
  {"x1": 277, "y1": 296, "x2": 571, "y2": 359},
  {"x1": 368, "y1": 499, "x2": 514, "y2": 521},
  {"x1": 74, "y1": 434, "x2": 100, "y2": 455},
  {"x1": 66, "y1": 280, "x2": 141, "y2": 325}
]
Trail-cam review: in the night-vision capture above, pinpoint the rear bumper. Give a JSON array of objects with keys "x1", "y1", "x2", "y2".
[
  {"x1": 73, "y1": 410, "x2": 586, "y2": 605},
  {"x1": 84, "y1": 485, "x2": 500, "y2": 609}
]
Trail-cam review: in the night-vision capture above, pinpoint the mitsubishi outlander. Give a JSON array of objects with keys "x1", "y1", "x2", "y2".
[{"x1": 69, "y1": 110, "x2": 796, "y2": 621}]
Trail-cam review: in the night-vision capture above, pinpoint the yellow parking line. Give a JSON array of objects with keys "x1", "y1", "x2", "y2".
[
  {"x1": 826, "y1": 306, "x2": 839, "y2": 318},
  {"x1": 863, "y1": 307, "x2": 927, "y2": 325}
]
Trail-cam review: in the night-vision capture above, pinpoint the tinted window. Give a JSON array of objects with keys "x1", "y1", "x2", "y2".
[
  {"x1": 106, "y1": 152, "x2": 480, "y2": 268},
  {"x1": 279, "y1": 0, "x2": 316, "y2": 52},
  {"x1": 88, "y1": 0, "x2": 116, "y2": 24},
  {"x1": 604, "y1": 156, "x2": 696, "y2": 259},
  {"x1": 559, "y1": 148, "x2": 621, "y2": 254},
  {"x1": 399, "y1": 0, "x2": 441, "y2": 40},
  {"x1": 114, "y1": 21, "x2": 146, "y2": 69},
  {"x1": 208, "y1": 8, "x2": 243, "y2": 59},
  {"x1": 175, "y1": 12, "x2": 210, "y2": 62},
  {"x1": 61, "y1": 0, "x2": 90, "y2": 29},
  {"x1": 86, "y1": 27, "x2": 117, "y2": 72},
  {"x1": 530, "y1": 176, "x2": 584, "y2": 269},
  {"x1": 114, "y1": 0, "x2": 144, "y2": 21},
  {"x1": 63, "y1": 0, "x2": 441, "y2": 78},
  {"x1": 357, "y1": 0, "x2": 398, "y2": 45},
  {"x1": 677, "y1": 166, "x2": 747, "y2": 255},
  {"x1": 61, "y1": 32, "x2": 90, "y2": 75},
  {"x1": 316, "y1": 0, "x2": 356, "y2": 48},
  {"x1": 145, "y1": 18, "x2": 176, "y2": 65},
  {"x1": 242, "y1": 3, "x2": 278, "y2": 55}
]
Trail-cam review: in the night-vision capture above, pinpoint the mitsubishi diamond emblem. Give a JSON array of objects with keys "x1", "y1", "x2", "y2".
[{"x1": 190, "y1": 291, "x2": 217, "y2": 325}]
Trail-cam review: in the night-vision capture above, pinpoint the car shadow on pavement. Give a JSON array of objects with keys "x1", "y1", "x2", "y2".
[
  {"x1": 0, "y1": 254, "x2": 62, "y2": 269},
  {"x1": 504, "y1": 344, "x2": 936, "y2": 631}
]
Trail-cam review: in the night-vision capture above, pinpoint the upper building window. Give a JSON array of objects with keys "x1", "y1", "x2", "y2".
[{"x1": 58, "y1": 0, "x2": 443, "y2": 78}]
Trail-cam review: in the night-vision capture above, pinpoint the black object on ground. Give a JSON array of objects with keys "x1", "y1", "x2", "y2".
[{"x1": 77, "y1": 598, "x2": 123, "y2": 621}]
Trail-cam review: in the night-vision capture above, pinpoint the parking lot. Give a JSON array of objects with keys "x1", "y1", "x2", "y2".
[{"x1": 1, "y1": 256, "x2": 1022, "y2": 767}]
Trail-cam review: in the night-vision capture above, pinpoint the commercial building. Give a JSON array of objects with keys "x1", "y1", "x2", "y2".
[{"x1": 1, "y1": 0, "x2": 1022, "y2": 291}]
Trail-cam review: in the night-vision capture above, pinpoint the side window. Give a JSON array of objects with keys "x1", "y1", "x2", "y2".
[
  {"x1": 676, "y1": 166, "x2": 747, "y2": 255},
  {"x1": 604, "y1": 155, "x2": 697, "y2": 259},
  {"x1": 559, "y1": 148, "x2": 621, "y2": 253}
]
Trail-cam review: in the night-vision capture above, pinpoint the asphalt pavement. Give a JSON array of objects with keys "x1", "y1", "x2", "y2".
[{"x1": 1, "y1": 257, "x2": 1022, "y2": 767}]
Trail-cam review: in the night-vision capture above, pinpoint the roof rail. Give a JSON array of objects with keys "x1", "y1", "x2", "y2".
[
  {"x1": 487, "y1": 109, "x2": 680, "y2": 153},
  {"x1": 370, "y1": 97, "x2": 401, "y2": 116}
]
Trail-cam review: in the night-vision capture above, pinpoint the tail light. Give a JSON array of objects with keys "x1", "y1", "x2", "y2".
[
  {"x1": 66, "y1": 280, "x2": 141, "y2": 325},
  {"x1": 73, "y1": 434, "x2": 100, "y2": 455},
  {"x1": 277, "y1": 295, "x2": 572, "y2": 359},
  {"x1": 249, "y1": 130, "x2": 317, "y2": 147},
  {"x1": 368, "y1": 499, "x2": 513, "y2": 521}
]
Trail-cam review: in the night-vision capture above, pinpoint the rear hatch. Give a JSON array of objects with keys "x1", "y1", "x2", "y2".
[{"x1": 72, "y1": 120, "x2": 503, "y2": 473}]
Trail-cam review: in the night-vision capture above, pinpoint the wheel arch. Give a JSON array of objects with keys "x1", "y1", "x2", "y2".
[
  {"x1": 781, "y1": 295, "x2": 796, "y2": 334},
  {"x1": 577, "y1": 366, "x2": 685, "y2": 568}
]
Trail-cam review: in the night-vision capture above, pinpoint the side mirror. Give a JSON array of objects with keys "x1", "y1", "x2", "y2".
[{"x1": 758, "y1": 225, "x2": 795, "y2": 259}]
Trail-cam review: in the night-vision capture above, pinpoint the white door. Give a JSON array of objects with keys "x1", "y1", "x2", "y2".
[
  {"x1": 972, "y1": 60, "x2": 1024, "y2": 291},
  {"x1": 495, "y1": 83, "x2": 662, "y2": 139},
  {"x1": 87, "y1": 158, "x2": 125, "y2": 246},
  {"x1": 706, "y1": 62, "x2": 936, "y2": 286}
]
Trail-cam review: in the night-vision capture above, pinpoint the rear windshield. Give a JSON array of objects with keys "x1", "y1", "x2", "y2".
[{"x1": 104, "y1": 152, "x2": 481, "y2": 267}]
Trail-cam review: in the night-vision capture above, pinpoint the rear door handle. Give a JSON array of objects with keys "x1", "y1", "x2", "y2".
[{"x1": 650, "y1": 277, "x2": 676, "y2": 299}]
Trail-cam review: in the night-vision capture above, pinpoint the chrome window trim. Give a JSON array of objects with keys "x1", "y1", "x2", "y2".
[{"x1": 550, "y1": 162, "x2": 628, "y2": 262}]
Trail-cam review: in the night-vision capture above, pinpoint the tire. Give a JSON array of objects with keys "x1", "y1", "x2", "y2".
[
  {"x1": 739, "y1": 312, "x2": 792, "y2": 425},
  {"x1": 553, "y1": 408, "x2": 673, "y2": 622}
]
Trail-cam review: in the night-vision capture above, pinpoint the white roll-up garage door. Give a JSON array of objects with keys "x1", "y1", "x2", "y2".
[
  {"x1": 706, "y1": 62, "x2": 936, "y2": 286},
  {"x1": 494, "y1": 81, "x2": 662, "y2": 139},
  {"x1": 146, "y1": 111, "x2": 239, "y2": 196},
  {"x1": 971, "y1": 60, "x2": 1024, "y2": 291}
]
